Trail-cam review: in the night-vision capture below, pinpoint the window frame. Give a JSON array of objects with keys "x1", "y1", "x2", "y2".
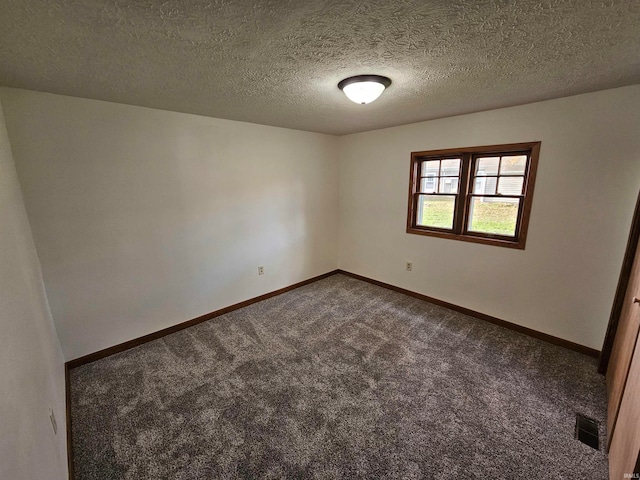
[{"x1": 406, "y1": 142, "x2": 541, "y2": 249}]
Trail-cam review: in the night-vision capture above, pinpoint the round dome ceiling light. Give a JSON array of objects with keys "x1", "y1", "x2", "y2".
[{"x1": 338, "y1": 75, "x2": 392, "y2": 105}]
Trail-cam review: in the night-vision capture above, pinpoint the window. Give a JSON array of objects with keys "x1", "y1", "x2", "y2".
[{"x1": 406, "y1": 142, "x2": 540, "y2": 249}]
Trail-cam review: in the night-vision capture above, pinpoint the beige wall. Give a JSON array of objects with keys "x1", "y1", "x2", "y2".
[
  {"x1": 0, "y1": 99, "x2": 67, "y2": 478},
  {"x1": 338, "y1": 85, "x2": 640, "y2": 350},
  {"x1": 3, "y1": 85, "x2": 639, "y2": 364},
  {"x1": 0, "y1": 88, "x2": 339, "y2": 360}
]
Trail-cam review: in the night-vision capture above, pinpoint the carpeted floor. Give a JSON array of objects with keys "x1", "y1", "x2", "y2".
[{"x1": 70, "y1": 273, "x2": 608, "y2": 479}]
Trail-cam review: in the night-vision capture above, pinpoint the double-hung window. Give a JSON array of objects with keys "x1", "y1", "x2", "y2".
[{"x1": 406, "y1": 142, "x2": 540, "y2": 249}]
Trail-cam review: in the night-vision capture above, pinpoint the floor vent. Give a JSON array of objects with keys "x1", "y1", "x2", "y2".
[{"x1": 575, "y1": 413, "x2": 599, "y2": 450}]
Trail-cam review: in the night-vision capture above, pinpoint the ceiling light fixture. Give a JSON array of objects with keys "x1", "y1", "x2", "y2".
[{"x1": 338, "y1": 75, "x2": 392, "y2": 105}]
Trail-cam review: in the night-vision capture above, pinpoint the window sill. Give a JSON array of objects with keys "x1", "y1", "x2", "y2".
[{"x1": 406, "y1": 226, "x2": 526, "y2": 249}]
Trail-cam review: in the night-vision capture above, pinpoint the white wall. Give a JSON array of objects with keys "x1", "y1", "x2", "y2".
[
  {"x1": 3, "y1": 85, "x2": 638, "y2": 364},
  {"x1": 0, "y1": 88, "x2": 339, "y2": 360},
  {"x1": 338, "y1": 85, "x2": 640, "y2": 350},
  {"x1": 0, "y1": 99, "x2": 67, "y2": 478}
]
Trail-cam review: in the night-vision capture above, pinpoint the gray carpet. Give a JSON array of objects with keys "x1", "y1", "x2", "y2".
[{"x1": 70, "y1": 273, "x2": 608, "y2": 479}]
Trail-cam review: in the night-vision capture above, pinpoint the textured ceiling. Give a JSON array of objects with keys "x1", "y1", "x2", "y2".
[{"x1": 0, "y1": 0, "x2": 639, "y2": 135}]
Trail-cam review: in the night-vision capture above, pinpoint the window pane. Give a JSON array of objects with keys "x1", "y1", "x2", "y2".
[
  {"x1": 497, "y1": 176, "x2": 524, "y2": 195},
  {"x1": 475, "y1": 157, "x2": 499, "y2": 176},
  {"x1": 439, "y1": 177, "x2": 459, "y2": 194},
  {"x1": 440, "y1": 158, "x2": 460, "y2": 176},
  {"x1": 500, "y1": 155, "x2": 527, "y2": 175},
  {"x1": 422, "y1": 160, "x2": 439, "y2": 177},
  {"x1": 417, "y1": 195, "x2": 455, "y2": 230},
  {"x1": 420, "y1": 177, "x2": 438, "y2": 193},
  {"x1": 468, "y1": 197, "x2": 519, "y2": 236},
  {"x1": 473, "y1": 176, "x2": 497, "y2": 194}
]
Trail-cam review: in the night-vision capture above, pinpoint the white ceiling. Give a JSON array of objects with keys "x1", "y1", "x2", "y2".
[{"x1": 0, "y1": 0, "x2": 639, "y2": 135}]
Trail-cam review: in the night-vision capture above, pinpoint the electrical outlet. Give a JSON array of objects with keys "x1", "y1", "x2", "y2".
[
  {"x1": 406, "y1": 262, "x2": 413, "y2": 272},
  {"x1": 258, "y1": 266, "x2": 264, "y2": 275},
  {"x1": 49, "y1": 408, "x2": 57, "y2": 435}
]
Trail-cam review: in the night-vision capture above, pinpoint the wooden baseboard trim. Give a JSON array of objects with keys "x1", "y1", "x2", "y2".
[
  {"x1": 65, "y1": 267, "x2": 600, "y2": 368},
  {"x1": 337, "y1": 269, "x2": 600, "y2": 358},
  {"x1": 65, "y1": 270, "x2": 340, "y2": 370}
]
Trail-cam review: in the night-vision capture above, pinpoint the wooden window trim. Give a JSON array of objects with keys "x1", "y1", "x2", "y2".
[{"x1": 406, "y1": 142, "x2": 541, "y2": 249}]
